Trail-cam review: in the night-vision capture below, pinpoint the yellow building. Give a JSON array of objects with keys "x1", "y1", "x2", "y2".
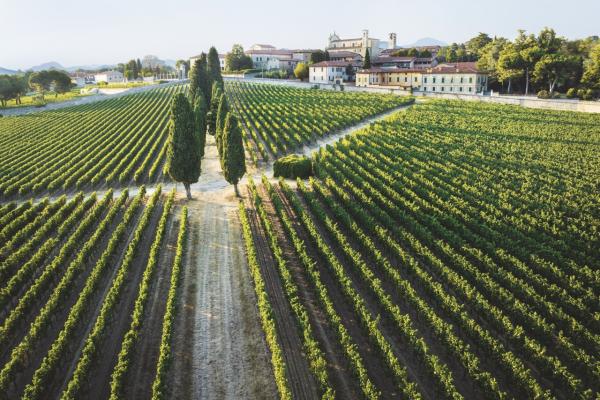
[{"x1": 356, "y1": 62, "x2": 488, "y2": 94}]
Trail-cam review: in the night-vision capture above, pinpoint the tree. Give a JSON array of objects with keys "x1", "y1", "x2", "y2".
[
  {"x1": 582, "y1": 43, "x2": 600, "y2": 89},
  {"x1": 207, "y1": 47, "x2": 223, "y2": 91},
  {"x1": 225, "y1": 44, "x2": 253, "y2": 71},
  {"x1": 50, "y1": 70, "x2": 73, "y2": 97},
  {"x1": 0, "y1": 75, "x2": 28, "y2": 107},
  {"x1": 309, "y1": 50, "x2": 328, "y2": 64},
  {"x1": 466, "y1": 32, "x2": 492, "y2": 58},
  {"x1": 534, "y1": 53, "x2": 579, "y2": 93},
  {"x1": 207, "y1": 82, "x2": 223, "y2": 135},
  {"x1": 166, "y1": 93, "x2": 201, "y2": 200},
  {"x1": 497, "y1": 44, "x2": 524, "y2": 93},
  {"x1": 294, "y1": 62, "x2": 309, "y2": 81},
  {"x1": 221, "y1": 112, "x2": 246, "y2": 196},
  {"x1": 477, "y1": 37, "x2": 510, "y2": 89},
  {"x1": 513, "y1": 30, "x2": 543, "y2": 95},
  {"x1": 193, "y1": 91, "x2": 208, "y2": 158},
  {"x1": 345, "y1": 63, "x2": 355, "y2": 80},
  {"x1": 136, "y1": 58, "x2": 142, "y2": 73},
  {"x1": 189, "y1": 57, "x2": 209, "y2": 104},
  {"x1": 363, "y1": 49, "x2": 371, "y2": 69},
  {"x1": 29, "y1": 71, "x2": 52, "y2": 100},
  {"x1": 215, "y1": 93, "x2": 229, "y2": 157}
]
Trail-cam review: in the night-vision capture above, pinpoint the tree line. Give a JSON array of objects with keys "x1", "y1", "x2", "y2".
[
  {"x1": 443, "y1": 28, "x2": 599, "y2": 98},
  {"x1": 0, "y1": 70, "x2": 73, "y2": 107},
  {"x1": 166, "y1": 47, "x2": 246, "y2": 199}
]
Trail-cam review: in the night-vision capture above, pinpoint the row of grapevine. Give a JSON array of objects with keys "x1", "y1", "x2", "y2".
[
  {"x1": 0, "y1": 84, "x2": 186, "y2": 198},
  {"x1": 226, "y1": 81, "x2": 413, "y2": 160}
]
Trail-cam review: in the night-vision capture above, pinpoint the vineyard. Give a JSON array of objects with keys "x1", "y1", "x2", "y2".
[
  {"x1": 0, "y1": 84, "x2": 186, "y2": 199},
  {"x1": 226, "y1": 81, "x2": 413, "y2": 161},
  {"x1": 241, "y1": 100, "x2": 600, "y2": 400},
  {"x1": 0, "y1": 188, "x2": 187, "y2": 400}
]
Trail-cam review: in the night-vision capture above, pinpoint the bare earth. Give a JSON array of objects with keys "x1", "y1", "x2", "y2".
[{"x1": 170, "y1": 135, "x2": 277, "y2": 400}]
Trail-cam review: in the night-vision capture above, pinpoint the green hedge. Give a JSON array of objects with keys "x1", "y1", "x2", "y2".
[{"x1": 273, "y1": 154, "x2": 313, "y2": 179}]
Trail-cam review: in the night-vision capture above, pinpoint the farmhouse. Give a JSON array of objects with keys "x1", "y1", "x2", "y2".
[
  {"x1": 94, "y1": 70, "x2": 124, "y2": 83},
  {"x1": 309, "y1": 61, "x2": 359, "y2": 84}
]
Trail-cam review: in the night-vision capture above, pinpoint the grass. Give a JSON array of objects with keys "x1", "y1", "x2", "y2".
[{"x1": 1, "y1": 90, "x2": 90, "y2": 109}]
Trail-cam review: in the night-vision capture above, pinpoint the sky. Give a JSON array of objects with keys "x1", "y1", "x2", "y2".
[{"x1": 1, "y1": 0, "x2": 599, "y2": 70}]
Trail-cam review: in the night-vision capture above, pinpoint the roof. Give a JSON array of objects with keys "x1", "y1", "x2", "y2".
[
  {"x1": 357, "y1": 67, "x2": 423, "y2": 74},
  {"x1": 373, "y1": 56, "x2": 416, "y2": 63},
  {"x1": 329, "y1": 51, "x2": 362, "y2": 58},
  {"x1": 428, "y1": 62, "x2": 482, "y2": 73},
  {"x1": 311, "y1": 61, "x2": 360, "y2": 68},
  {"x1": 292, "y1": 49, "x2": 321, "y2": 53},
  {"x1": 245, "y1": 49, "x2": 294, "y2": 56}
]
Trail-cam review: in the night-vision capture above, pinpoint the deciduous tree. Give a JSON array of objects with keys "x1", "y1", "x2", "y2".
[
  {"x1": 225, "y1": 44, "x2": 253, "y2": 71},
  {"x1": 294, "y1": 62, "x2": 309, "y2": 81}
]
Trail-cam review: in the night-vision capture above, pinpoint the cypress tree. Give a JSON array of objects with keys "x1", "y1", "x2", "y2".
[
  {"x1": 363, "y1": 49, "x2": 371, "y2": 69},
  {"x1": 193, "y1": 91, "x2": 208, "y2": 158},
  {"x1": 207, "y1": 82, "x2": 222, "y2": 135},
  {"x1": 215, "y1": 93, "x2": 229, "y2": 157},
  {"x1": 221, "y1": 112, "x2": 246, "y2": 197},
  {"x1": 207, "y1": 46, "x2": 223, "y2": 90},
  {"x1": 166, "y1": 93, "x2": 201, "y2": 199},
  {"x1": 136, "y1": 58, "x2": 142, "y2": 73},
  {"x1": 189, "y1": 56, "x2": 209, "y2": 105}
]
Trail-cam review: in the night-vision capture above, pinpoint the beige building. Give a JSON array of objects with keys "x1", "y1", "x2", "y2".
[
  {"x1": 327, "y1": 30, "x2": 393, "y2": 58},
  {"x1": 356, "y1": 62, "x2": 488, "y2": 93}
]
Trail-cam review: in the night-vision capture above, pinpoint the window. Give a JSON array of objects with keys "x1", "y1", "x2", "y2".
[
  {"x1": 404, "y1": 77, "x2": 408, "y2": 82},
  {"x1": 424, "y1": 77, "x2": 428, "y2": 83},
  {"x1": 468, "y1": 87, "x2": 472, "y2": 92},
  {"x1": 432, "y1": 87, "x2": 436, "y2": 91},
  {"x1": 441, "y1": 87, "x2": 444, "y2": 91},
  {"x1": 450, "y1": 87, "x2": 453, "y2": 91},
  {"x1": 469, "y1": 77, "x2": 473, "y2": 83},
  {"x1": 460, "y1": 77, "x2": 464, "y2": 83},
  {"x1": 459, "y1": 87, "x2": 463, "y2": 92},
  {"x1": 441, "y1": 77, "x2": 445, "y2": 83}
]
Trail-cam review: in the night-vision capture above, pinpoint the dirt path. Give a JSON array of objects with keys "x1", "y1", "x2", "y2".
[{"x1": 170, "y1": 136, "x2": 277, "y2": 400}]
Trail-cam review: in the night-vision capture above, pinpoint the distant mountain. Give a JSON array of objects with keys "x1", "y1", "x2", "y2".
[
  {"x1": 65, "y1": 64, "x2": 116, "y2": 72},
  {"x1": 0, "y1": 67, "x2": 18, "y2": 75},
  {"x1": 28, "y1": 61, "x2": 66, "y2": 71},
  {"x1": 401, "y1": 38, "x2": 448, "y2": 48}
]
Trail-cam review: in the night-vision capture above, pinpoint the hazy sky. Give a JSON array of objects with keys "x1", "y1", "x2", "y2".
[{"x1": 1, "y1": 0, "x2": 599, "y2": 70}]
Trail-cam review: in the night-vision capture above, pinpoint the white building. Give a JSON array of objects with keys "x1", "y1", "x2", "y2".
[
  {"x1": 94, "y1": 70, "x2": 124, "y2": 83},
  {"x1": 309, "y1": 61, "x2": 356, "y2": 85},
  {"x1": 189, "y1": 53, "x2": 227, "y2": 71},
  {"x1": 246, "y1": 49, "x2": 294, "y2": 70}
]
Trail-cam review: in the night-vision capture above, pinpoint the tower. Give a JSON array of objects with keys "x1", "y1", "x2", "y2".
[
  {"x1": 389, "y1": 33, "x2": 397, "y2": 49},
  {"x1": 362, "y1": 29, "x2": 369, "y2": 57}
]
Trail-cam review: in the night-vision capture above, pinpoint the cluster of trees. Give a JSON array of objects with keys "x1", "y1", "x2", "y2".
[
  {"x1": 454, "y1": 29, "x2": 599, "y2": 97},
  {"x1": 0, "y1": 75, "x2": 28, "y2": 107},
  {"x1": 0, "y1": 70, "x2": 73, "y2": 106},
  {"x1": 167, "y1": 47, "x2": 245, "y2": 198},
  {"x1": 117, "y1": 57, "x2": 174, "y2": 79},
  {"x1": 225, "y1": 44, "x2": 253, "y2": 71}
]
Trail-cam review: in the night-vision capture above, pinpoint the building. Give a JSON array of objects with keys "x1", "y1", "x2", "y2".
[
  {"x1": 245, "y1": 48, "x2": 294, "y2": 70},
  {"x1": 356, "y1": 62, "x2": 488, "y2": 93},
  {"x1": 356, "y1": 68, "x2": 422, "y2": 91},
  {"x1": 292, "y1": 49, "x2": 321, "y2": 63},
  {"x1": 329, "y1": 51, "x2": 363, "y2": 63},
  {"x1": 94, "y1": 70, "x2": 124, "y2": 83},
  {"x1": 249, "y1": 44, "x2": 276, "y2": 51},
  {"x1": 421, "y1": 62, "x2": 488, "y2": 93},
  {"x1": 327, "y1": 30, "x2": 391, "y2": 58},
  {"x1": 309, "y1": 61, "x2": 360, "y2": 84}
]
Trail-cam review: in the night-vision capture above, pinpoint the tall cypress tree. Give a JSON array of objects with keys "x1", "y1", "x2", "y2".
[
  {"x1": 215, "y1": 93, "x2": 229, "y2": 157},
  {"x1": 136, "y1": 58, "x2": 142, "y2": 73},
  {"x1": 166, "y1": 93, "x2": 201, "y2": 199},
  {"x1": 221, "y1": 112, "x2": 246, "y2": 197},
  {"x1": 363, "y1": 49, "x2": 371, "y2": 69},
  {"x1": 207, "y1": 46, "x2": 223, "y2": 91},
  {"x1": 189, "y1": 56, "x2": 209, "y2": 104},
  {"x1": 193, "y1": 91, "x2": 208, "y2": 158},
  {"x1": 207, "y1": 82, "x2": 222, "y2": 135}
]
